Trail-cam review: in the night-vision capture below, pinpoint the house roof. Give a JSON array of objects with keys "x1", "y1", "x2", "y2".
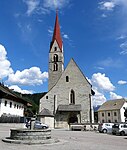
[
  {"x1": 50, "y1": 11, "x2": 63, "y2": 51},
  {"x1": 0, "y1": 83, "x2": 17, "y2": 97},
  {"x1": 0, "y1": 83, "x2": 30, "y2": 106},
  {"x1": 98, "y1": 98, "x2": 127, "y2": 111}
]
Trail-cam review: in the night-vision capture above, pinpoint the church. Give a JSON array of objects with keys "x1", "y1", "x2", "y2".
[{"x1": 39, "y1": 12, "x2": 95, "y2": 129}]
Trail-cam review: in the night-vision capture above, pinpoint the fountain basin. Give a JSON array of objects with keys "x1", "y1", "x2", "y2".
[{"x1": 10, "y1": 128, "x2": 51, "y2": 140}]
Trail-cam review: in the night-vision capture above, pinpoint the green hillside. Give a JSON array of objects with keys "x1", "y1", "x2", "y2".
[{"x1": 14, "y1": 92, "x2": 47, "y2": 115}]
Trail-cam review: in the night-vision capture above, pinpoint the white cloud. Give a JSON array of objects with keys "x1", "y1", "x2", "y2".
[
  {"x1": 63, "y1": 34, "x2": 69, "y2": 39},
  {"x1": 48, "y1": 29, "x2": 53, "y2": 34},
  {"x1": 117, "y1": 34, "x2": 127, "y2": 40},
  {"x1": 120, "y1": 41, "x2": 127, "y2": 55},
  {"x1": 95, "y1": 66, "x2": 104, "y2": 70},
  {"x1": 23, "y1": 0, "x2": 40, "y2": 16},
  {"x1": 99, "y1": 1, "x2": 115, "y2": 11},
  {"x1": 99, "y1": 1, "x2": 127, "y2": 57},
  {"x1": 0, "y1": 44, "x2": 13, "y2": 79},
  {"x1": 7, "y1": 67, "x2": 48, "y2": 86},
  {"x1": 99, "y1": 0, "x2": 127, "y2": 12},
  {"x1": 9, "y1": 85, "x2": 33, "y2": 94},
  {"x1": 97, "y1": 57, "x2": 123, "y2": 68},
  {"x1": 90, "y1": 73, "x2": 116, "y2": 106},
  {"x1": 101, "y1": 13, "x2": 108, "y2": 18},
  {"x1": 43, "y1": 0, "x2": 70, "y2": 10},
  {"x1": 23, "y1": 0, "x2": 71, "y2": 16},
  {"x1": 48, "y1": 28, "x2": 53, "y2": 37},
  {"x1": 118, "y1": 80, "x2": 127, "y2": 85},
  {"x1": 92, "y1": 87, "x2": 107, "y2": 106},
  {"x1": 109, "y1": 92, "x2": 123, "y2": 99},
  {"x1": 90, "y1": 72, "x2": 123, "y2": 106},
  {"x1": 115, "y1": 0, "x2": 127, "y2": 8},
  {"x1": 91, "y1": 73, "x2": 115, "y2": 92},
  {"x1": 0, "y1": 43, "x2": 48, "y2": 93}
]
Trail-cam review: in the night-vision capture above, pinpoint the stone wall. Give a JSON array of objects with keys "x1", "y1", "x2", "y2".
[{"x1": 40, "y1": 59, "x2": 94, "y2": 128}]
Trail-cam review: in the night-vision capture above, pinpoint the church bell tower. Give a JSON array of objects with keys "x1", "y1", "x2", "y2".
[{"x1": 48, "y1": 12, "x2": 64, "y2": 91}]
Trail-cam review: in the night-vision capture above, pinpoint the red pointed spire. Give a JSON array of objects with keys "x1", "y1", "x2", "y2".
[{"x1": 51, "y1": 11, "x2": 63, "y2": 51}]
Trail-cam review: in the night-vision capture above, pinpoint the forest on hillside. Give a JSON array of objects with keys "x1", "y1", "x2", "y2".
[{"x1": 14, "y1": 92, "x2": 47, "y2": 115}]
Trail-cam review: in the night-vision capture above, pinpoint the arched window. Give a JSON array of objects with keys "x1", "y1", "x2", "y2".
[
  {"x1": 54, "y1": 47, "x2": 57, "y2": 51},
  {"x1": 66, "y1": 76, "x2": 69, "y2": 82},
  {"x1": 53, "y1": 54, "x2": 58, "y2": 62},
  {"x1": 53, "y1": 63, "x2": 58, "y2": 71},
  {"x1": 70, "y1": 90, "x2": 75, "y2": 104}
]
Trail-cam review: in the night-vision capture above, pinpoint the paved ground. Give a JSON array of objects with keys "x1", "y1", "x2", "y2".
[{"x1": 0, "y1": 124, "x2": 127, "y2": 150}]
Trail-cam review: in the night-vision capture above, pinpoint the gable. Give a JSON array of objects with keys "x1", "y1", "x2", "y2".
[
  {"x1": 50, "y1": 40, "x2": 63, "y2": 53},
  {"x1": 63, "y1": 58, "x2": 91, "y2": 86},
  {"x1": 51, "y1": 58, "x2": 91, "y2": 91}
]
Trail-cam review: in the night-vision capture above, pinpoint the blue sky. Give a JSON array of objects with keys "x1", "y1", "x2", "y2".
[{"x1": 0, "y1": 0, "x2": 127, "y2": 106}]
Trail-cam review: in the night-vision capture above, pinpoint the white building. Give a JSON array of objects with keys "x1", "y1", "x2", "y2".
[
  {"x1": 98, "y1": 98, "x2": 127, "y2": 123},
  {"x1": 0, "y1": 84, "x2": 28, "y2": 118}
]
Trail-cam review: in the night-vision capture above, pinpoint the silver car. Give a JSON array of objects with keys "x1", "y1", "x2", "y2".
[
  {"x1": 98, "y1": 123, "x2": 114, "y2": 133},
  {"x1": 112, "y1": 123, "x2": 127, "y2": 136},
  {"x1": 34, "y1": 120, "x2": 49, "y2": 129}
]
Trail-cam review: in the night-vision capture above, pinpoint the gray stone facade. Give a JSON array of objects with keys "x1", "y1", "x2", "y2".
[
  {"x1": 48, "y1": 41, "x2": 64, "y2": 91},
  {"x1": 39, "y1": 12, "x2": 94, "y2": 129},
  {"x1": 40, "y1": 59, "x2": 94, "y2": 128}
]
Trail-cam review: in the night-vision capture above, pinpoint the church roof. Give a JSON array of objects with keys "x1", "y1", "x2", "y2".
[
  {"x1": 38, "y1": 108, "x2": 54, "y2": 117},
  {"x1": 58, "y1": 104, "x2": 82, "y2": 112},
  {"x1": 98, "y1": 98, "x2": 126, "y2": 111},
  {"x1": 51, "y1": 11, "x2": 62, "y2": 51}
]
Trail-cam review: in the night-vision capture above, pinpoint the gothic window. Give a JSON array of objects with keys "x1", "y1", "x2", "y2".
[
  {"x1": 70, "y1": 90, "x2": 75, "y2": 104},
  {"x1": 66, "y1": 76, "x2": 69, "y2": 82},
  {"x1": 53, "y1": 63, "x2": 58, "y2": 71},
  {"x1": 53, "y1": 54, "x2": 58, "y2": 62}
]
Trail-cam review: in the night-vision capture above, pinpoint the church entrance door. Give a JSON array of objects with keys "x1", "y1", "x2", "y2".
[{"x1": 68, "y1": 113, "x2": 78, "y2": 124}]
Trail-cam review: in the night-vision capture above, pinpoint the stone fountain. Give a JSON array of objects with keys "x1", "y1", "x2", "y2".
[{"x1": 2, "y1": 118, "x2": 59, "y2": 144}]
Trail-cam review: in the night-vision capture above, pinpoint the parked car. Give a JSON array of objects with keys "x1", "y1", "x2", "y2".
[
  {"x1": 112, "y1": 123, "x2": 127, "y2": 136},
  {"x1": 112, "y1": 123, "x2": 120, "y2": 135},
  {"x1": 98, "y1": 123, "x2": 114, "y2": 133},
  {"x1": 25, "y1": 120, "x2": 49, "y2": 129},
  {"x1": 34, "y1": 120, "x2": 49, "y2": 129}
]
